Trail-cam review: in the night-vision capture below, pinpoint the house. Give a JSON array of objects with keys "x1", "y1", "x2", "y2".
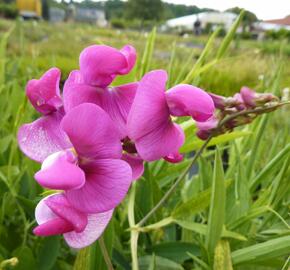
[
  {"x1": 16, "y1": 0, "x2": 42, "y2": 19},
  {"x1": 163, "y1": 12, "x2": 237, "y2": 33},
  {"x1": 74, "y1": 7, "x2": 107, "y2": 26},
  {"x1": 49, "y1": 7, "x2": 66, "y2": 23},
  {"x1": 254, "y1": 16, "x2": 290, "y2": 31}
]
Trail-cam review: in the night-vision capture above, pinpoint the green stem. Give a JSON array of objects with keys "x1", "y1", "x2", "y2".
[
  {"x1": 98, "y1": 236, "x2": 114, "y2": 270},
  {"x1": 137, "y1": 135, "x2": 213, "y2": 227},
  {"x1": 128, "y1": 182, "x2": 139, "y2": 270}
]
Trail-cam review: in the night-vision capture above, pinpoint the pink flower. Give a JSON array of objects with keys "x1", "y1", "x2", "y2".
[
  {"x1": 33, "y1": 103, "x2": 133, "y2": 214},
  {"x1": 127, "y1": 70, "x2": 215, "y2": 162},
  {"x1": 196, "y1": 116, "x2": 219, "y2": 140},
  {"x1": 18, "y1": 68, "x2": 71, "y2": 163},
  {"x1": 79, "y1": 44, "x2": 136, "y2": 88},
  {"x1": 34, "y1": 193, "x2": 113, "y2": 249},
  {"x1": 63, "y1": 70, "x2": 138, "y2": 140}
]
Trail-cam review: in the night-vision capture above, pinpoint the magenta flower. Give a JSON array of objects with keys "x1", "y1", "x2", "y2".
[
  {"x1": 34, "y1": 193, "x2": 113, "y2": 248},
  {"x1": 196, "y1": 116, "x2": 219, "y2": 140},
  {"x1": 33, "y1": 103, "x2": 133, "y2": 214},
  {"x1": 18, "y1": 68, "x2": 71, "y2": 162},
  {"x1": 127, "y1": 70, "x2": 215, "y2": 162},
  {"x1": 63, "y1": 70, "x2": 138, "y2": 139},
  {"x1": 79, "y1": 44, "x2": 136, "y2": 88}
]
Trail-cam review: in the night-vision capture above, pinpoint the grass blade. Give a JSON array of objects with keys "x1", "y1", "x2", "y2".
[{"x1": 206, "y1": 148, "x2": 226, "y2": 258}]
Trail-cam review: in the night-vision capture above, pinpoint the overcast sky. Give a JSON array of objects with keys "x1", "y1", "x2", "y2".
[{"x1": 69, "y1": 0, "x2": 290, "y2": 20}]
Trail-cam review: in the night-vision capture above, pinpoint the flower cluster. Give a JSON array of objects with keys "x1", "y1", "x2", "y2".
[
  {"x1": 196, "y1": 87, "x2": 279, "y2": 140},
  {"x1": 18, "y1": 44, "x2": 215, "y2": 248}
]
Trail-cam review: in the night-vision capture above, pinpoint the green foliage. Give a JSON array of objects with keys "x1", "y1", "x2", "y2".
[
  {"x1": 0, "y1": 10, "x2": 289, "y2": 270},
  {"x1": 126, "y1": 0, "x2": 164, "y2": 21}
]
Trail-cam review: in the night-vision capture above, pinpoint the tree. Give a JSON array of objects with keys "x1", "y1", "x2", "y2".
[
  {"x1": 226, "y1": 7, "x2": 258, "y2": 31},
  {"x1": 126, "y1": 0, "x2": 164, "y2": 21}
]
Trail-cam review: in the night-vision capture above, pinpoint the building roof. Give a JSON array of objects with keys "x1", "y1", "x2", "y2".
[{"x1": 264, "y1": 16, "x2": 290, "y2": 26}]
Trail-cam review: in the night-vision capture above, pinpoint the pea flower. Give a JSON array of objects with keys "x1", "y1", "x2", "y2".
[
  {"x1": 34, "y1": 103, "x2": 133, "y2": 214},
  {"x1": 34, "y1": 193, "x2": 113, "y2": 248},
  {"x1": 18, "y1": 68, "x2": 71, "y2": 163},
  {"x1": 127, "y1": 70, "x2": 215, "y2": 162}
]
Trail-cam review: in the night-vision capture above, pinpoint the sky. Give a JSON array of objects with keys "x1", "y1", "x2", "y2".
[{"x1": 69, "y1": 0, "x2": 290, "y2": 20}]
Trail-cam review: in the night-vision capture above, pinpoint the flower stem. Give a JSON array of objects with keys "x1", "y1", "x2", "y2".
[
  {"x1": 98, "y1": 236, "x2": 114, "y2": 270},
  {"x1": 128, "y1": 182, "x2": 139, "y2": 270},
  {"x1": 137, "y1": 135, "x2": 213, "y2": 227}
]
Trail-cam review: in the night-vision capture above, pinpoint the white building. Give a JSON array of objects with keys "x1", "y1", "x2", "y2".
[
  {"x1": 254, "y1": 16, "x2": 290, "y2": 31},
  {"x1": 163, "y1": 12, "x2": 238, "y2": 32}
]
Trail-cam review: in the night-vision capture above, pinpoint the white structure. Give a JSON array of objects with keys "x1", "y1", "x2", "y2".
[
  {"x1": 164, "y1": 12, "x2": 238, "y2": 32},
  {"x1": 75, "y1": 8, "x2": 107, "y2": 26}
]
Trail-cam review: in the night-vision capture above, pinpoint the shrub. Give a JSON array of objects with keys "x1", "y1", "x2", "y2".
[{"x1": 0, "y1": 3, "x2": 18, "y2": 19}]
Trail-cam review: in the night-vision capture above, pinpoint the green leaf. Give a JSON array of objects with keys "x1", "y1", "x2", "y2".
[
  {"x1": 206, "y1": 148, "x2": 226, "y2": 258},
  {"x1": 13, "y1": 246, "x2": 36, "y2": 270},
  {"x1": 0, "y1": 135, "x2": 13, "y2": 154},
  {"x1": 213, "y1": 240, "x2": 233, "y2": 270},
  {"x1": 216, "y1": 10, "x2": 245, "y2": 60},
  {"x1": 180, "y1": 131, "x2": 251, "y2": 154},
  {"x1": 37, "y1": 236, "x2": 60, "y2": 270},
  {"x1": 172, "y1": 180, "x2": 232, "y2": 219},
  {"x1": 183, "y1": 27, "x2": 220, "y2": 84},
  {"x1": 231, "y1": 236, "x2": 290, "y2": 265},
  {"x1": 250, "y1": 143, "x2": 290, "y2": 190},
  {"x1": 146, "y1": 242, "x2": 200, "y2": 264},
  {"x1": 139, "y1": 256, "x2": 183, "y2": 270},
  {"x1": 174, "y1": 220, "x2": 247, "y2": 241},
  {"x1": 139, "y1": 27, "x2": 156, "y2": 78}
]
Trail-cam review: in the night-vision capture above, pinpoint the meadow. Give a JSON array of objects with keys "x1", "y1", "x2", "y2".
[{"x1": 0, "y1": 16, "x2": 289, "y2": 270}]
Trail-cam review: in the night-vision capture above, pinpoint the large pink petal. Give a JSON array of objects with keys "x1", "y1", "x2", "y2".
[
  {"x1": 79, "y1": 45, "x2": 136, "y2": 87},
  {"x1": 26, "y1": 68, "x2": 62, "y2": 115},
  {"x1": 66, "y1": 159, "x2": 132, "y2": 213},
  {"x1": 17, "y1": 111, "x2": 71, "y2": 163},
  {"x1": 34, "y1": 150, "x2": 86, "y2": 191},
  {"x1": 127, "y1": 70, "x2": 185, "y2": 161},
  {"x1": 122, "y1": 154, "x2": 144, "y2": 181},
  {"x1": 166, "y1": 84, "x2": 215, "y2": 122},
  {"x1": 63, "y1": 70, "x2": 102, "y2": 113},
  {"x1": 101, "y1": 83, "x2": 138, "y2": 139},
  {"x1": 64, "y1": 209, "x2": 113, "y2": 249},
  {"x1": 61, "y1": 103, "x2": 122, "y2": 159},
  {"x1": 135, "y1": 122, "x2": 185, "y2": 161}
]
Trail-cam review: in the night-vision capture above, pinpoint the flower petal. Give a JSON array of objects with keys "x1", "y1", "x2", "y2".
[
  {"x1": 79, "y1": 45, "x2": 136, "y2": 87},
  {"x1": 127, "y1": 70, "x2": 185, "y2": 161},
  {"x1": 64, "y1": 209, "x2": 113, "y2": 249},
  {"x1": 63, "y1": 70, "x2": 102, "y2": 113},
  {"x1": 26, "y1": 68, "x2": 62, "y2": 115},
  {"x1": 45, "y1": 195, "x2": 88, "y2": 233},
  {"x1": 66, "y1": 159, "x2": 132, "y2": 213},
  {"x1": 17, "y1": 111, "x2": 71, "y2": 163},
  {"x1": 101, "y1": 83, "x2": 138, "y2": 139},
  {"x1": 35, "y1": 194, "x2": 88, "y2": 234},
  {"x1": 35, "y1": 150, "x2": 86, "y2": 190},
  {"x1": 122, "y1": 154, "x2": 144, "y2": 181},
  {"x1": 135, "y1": 122, "x2": 185, "y2": 161},
  {"x1": 166, "y1": 84, "x2": 215, "y2": 122},
  {"x1": 61, "y1": 103, "x2": 122, "y2": 159}
]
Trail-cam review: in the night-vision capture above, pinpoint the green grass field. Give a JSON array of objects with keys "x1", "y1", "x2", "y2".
[{"x1": 0, "y1": 17, "x2": 289, "y2": 270}]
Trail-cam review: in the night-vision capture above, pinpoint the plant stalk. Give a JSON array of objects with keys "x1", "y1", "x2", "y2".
[
  {"x1": 137, "y1": 134, "x2": 213, "y2": 227},
  {"x1": 98, "y1": 236, "x2": 114, "y2": 270}
]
